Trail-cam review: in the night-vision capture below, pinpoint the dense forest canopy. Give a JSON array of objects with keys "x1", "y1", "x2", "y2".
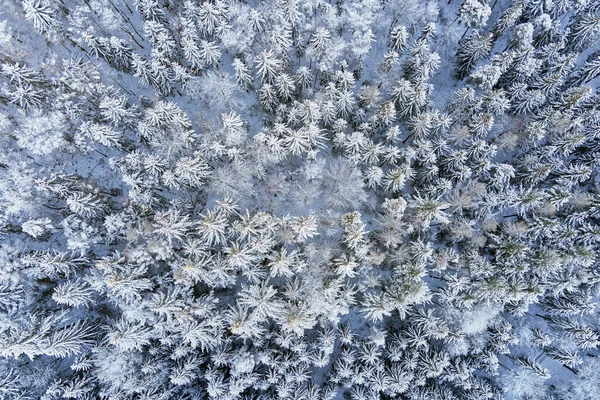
[{"x1": 1, "y1": 0, "x2": 600, "y2": 399}]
